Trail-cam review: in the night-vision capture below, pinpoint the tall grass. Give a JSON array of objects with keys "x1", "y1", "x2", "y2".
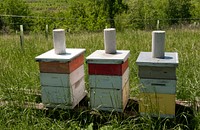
[{"x1": 0, "y1": 29, "x2": 199, "y2": 129}]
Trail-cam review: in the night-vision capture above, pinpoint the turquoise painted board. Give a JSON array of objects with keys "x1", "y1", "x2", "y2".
[
  {"x1": 90, "y1": 80, "x2": 129, "y2": 112},
  {"x1": 42, "y1": 86, "x2": 71, "y2": 104},
  {"x1": 89, "y1": 68, "x2": 129, "y2": 89},
  {"x1": 41, "y1": 77, "x2": 86, "y2": 108},
  {"x1": 140, "y1": 79, "x2": 176, "y2": 94},
  {"x1": 40, "y1": 65, "x2": 84, "y2": 87}
]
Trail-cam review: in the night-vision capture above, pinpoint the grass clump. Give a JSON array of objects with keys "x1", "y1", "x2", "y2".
[{"x1": 0, "y1": 29, "x2": 199, "y2": 129}]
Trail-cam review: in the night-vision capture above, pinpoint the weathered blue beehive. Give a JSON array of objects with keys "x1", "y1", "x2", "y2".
[{"x1": 136, "y1": 31, "x2": 179, "y2": 118}]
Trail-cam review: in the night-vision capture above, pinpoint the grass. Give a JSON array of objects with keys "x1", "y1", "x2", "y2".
[{"x1": 0, "y1": 29, "x2": 199, "y2": 129}]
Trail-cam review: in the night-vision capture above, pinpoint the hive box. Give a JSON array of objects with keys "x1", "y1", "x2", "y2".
[
  {"x1": 35, "y1": 49, "x2": 87, "y2": 109},
  {"x1": 139, "y1": 93, "x2": 176, "y2": 118},
  {"x1": 136, "y1": 52, "x2": 178, "y2": 118},
  {"x1": 86, "y1": 50, "x2": 130, "y2": 112}
]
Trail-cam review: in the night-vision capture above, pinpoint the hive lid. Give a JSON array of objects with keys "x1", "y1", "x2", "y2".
[
  {"x1": 86, "y1": 50, "x2": 130, "y2": 64},
  {"x1": 35, "y1": 48, "x2": 85, "y2": 62},
  {"x1": 136, "y1": 52, "x2": 178, "y2": 67}
]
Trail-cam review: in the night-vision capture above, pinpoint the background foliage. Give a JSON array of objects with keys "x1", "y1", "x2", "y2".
[{"x1": 0, "y1": 0, "x2": 200, "y2": 33}]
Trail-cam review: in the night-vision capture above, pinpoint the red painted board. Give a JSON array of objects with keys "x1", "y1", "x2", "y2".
[
  {"x1": 88, "y1": 60, "x2": 128, "y2": 76},
  {"x1": 39, "y1": 54, "x2": 84, "y2": 74}
]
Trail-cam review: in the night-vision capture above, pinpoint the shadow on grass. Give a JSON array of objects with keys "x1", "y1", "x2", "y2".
[
  {"x1": 1, "y1": 95, "x2": 196, "y2": 129},
  {"x1": 36, "y1": 97, "x2": 196, "y2": 130}
]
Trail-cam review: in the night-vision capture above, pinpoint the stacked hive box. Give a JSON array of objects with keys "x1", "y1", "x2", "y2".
[
  {"x1": 136, "y1": 52, "x2": 178, "y2": 118},
  {"x1": 35, "y1": 49, "x2": 86, "y2": 109},
  {"x1": 86, "y1": 50, "x2": 130, "y2": 112}
]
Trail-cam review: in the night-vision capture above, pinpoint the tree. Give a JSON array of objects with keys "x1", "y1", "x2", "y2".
[
  {"x1": 167, "y1": 0, "x2": 191, "y2": 25},
  {"x1": 103, "y1": 0, "x2": 128, "y2": 27},
  {"x1": 2, "y1": 0, "x2": 31, "y2": 31}
]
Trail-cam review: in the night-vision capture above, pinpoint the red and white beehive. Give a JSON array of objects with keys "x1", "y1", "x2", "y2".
[
  {"x1": 86, "y1": 50, "x2": 130, "y2": 112},
  {"x1": 35, "y1": 29, "x2": 86, "y2": 109},
  {"x1": 86, "y1": 28, "x2": 130, "y2": 112}
]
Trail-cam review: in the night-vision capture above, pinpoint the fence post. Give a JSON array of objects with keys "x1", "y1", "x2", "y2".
[
  {"x1": 20, "y1": 25, "x2": 24, "y2": 51},
  {"x1": 156, "y1": 20, "x2": 160, "y2": 30},
  {"x1": 45, "y1": 24, "x2": 48, "y2": 40}
]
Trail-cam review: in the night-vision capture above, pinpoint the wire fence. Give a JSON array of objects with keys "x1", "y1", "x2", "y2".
[{"x1": 1, "y1": 14, "x2": 200, "y2": 35}]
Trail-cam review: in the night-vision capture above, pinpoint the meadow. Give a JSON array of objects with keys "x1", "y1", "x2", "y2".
[{"x1": 0, "y1": 29, "x2": 199, "y2": 129}]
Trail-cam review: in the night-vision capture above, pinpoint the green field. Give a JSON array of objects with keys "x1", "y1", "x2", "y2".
[{"x1": 0, "y1": 29, "x2": 200, "y2": 129}]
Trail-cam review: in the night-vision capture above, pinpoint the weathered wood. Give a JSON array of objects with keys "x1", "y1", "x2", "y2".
[
  {"x1": 89, "y1": 68, "x2": 129, "y2": 89},
  {"x1": 88, "y1": 59, "x2": 128, "y2": 75},
  {"x1": 45, "y1": 24, "x2": 48, "y2": 40},
  {"x1": 39, "y1": 54, "x2": 84, "y2": 74},
  {"x1": 36, "y1": 49, "x2": 86, "y2": 109},
  {"x1": 90, "y1": 80, "x2": 129, "y2": 112},
  {"x1": 41, "y1": 86, "x2": 71, "y2": 104},
  {"x1": 20, "y1": 25, "x2": 24, "y2": 51},
  {"x1": 40, "y1": 65, "x2": 84, "y2": 87},
  {"x1": 123, "y1": 81, "x2": 129, "y2": 111},
  {"x1": 138, "y1": 66, "x2": 176, "y2": 79},
  {"x1": 139, "y1": 79, "x2": 176, "y2": 94},
  {"x1": 42, "y1": 77, "x2": 86, "y2": 109}
]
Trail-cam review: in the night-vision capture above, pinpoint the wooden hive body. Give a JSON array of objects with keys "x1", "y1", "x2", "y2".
[
  {"x1": 87, "y1": 50, "x2": 130, "y2": 112},
  {"x1": 136, "y1": 52, "x2": 178, "y2": 118},
  {"x1": 35, "y1": 49, "x2": 87, "y2": 109}
]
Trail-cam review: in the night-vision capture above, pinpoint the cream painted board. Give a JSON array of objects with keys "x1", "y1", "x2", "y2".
[
  {"x1": 40, "y1": 65, "x2": 84, "y2": 87},
  {"x1": 89, "y1": 68, "x2": 129, "y2": 89},
  {"x1": 71, "y1": 76, "x2": 87, "y2": 106},
  {"x1": 140, "y1": 79, "x2": 176, "y2": 94}
]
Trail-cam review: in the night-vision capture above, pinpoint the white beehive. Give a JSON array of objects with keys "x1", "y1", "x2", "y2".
[{"x1": 35, "y1": 48, "x2": 87, "y2": 109}]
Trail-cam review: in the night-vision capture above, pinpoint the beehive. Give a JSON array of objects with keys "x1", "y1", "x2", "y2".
[
  {"x1": 86, "y1": 50, "x2": 130, "y2": 112},
  {"x1": 139, "y1": 93, "x2": 176, "y2": 118},
  {"x1": 136, "y1": 52, "x2": 178, "y2": 118},
  {"x1": 35, "y1": 49, "x2": 86, "y2": 109}
]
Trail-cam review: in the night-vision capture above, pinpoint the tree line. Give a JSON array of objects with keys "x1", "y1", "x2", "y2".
[{"x1": 0, "y1": 0, "x2": 200, "y2": 33}]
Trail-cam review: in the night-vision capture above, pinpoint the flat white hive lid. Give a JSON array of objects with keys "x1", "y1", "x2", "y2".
[
  {"x1": 136, "y1": 52, "x2": 178, "y2": 67},
  {"x1": 35, "y1": 48, "x2": 85, "y2": 62},
  {"x1": 86, "y1": 50, "x2": 130, "y2": 64}
]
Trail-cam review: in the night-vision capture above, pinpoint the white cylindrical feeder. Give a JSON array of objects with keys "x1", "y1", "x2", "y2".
[
  {"x1": 152, "y1": 31, "x2": 165, "y2": 58},
  {"x1": 53, "y1": 29, "x2": 66, "y2": 55},
  {"x1": 104, "y1": 28, "x2": 116, "y2": 54}
]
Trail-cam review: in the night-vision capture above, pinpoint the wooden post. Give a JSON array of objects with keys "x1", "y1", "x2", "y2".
[
  {"x1": 156, "y1": 20, "x2": 160, "y2": 30},
  {"x1": 45, "y1": 24, "x2": 48, "y2": 40},
  {"x1": 20, "y1": 25, "x2": 24, "y2": 51}
]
